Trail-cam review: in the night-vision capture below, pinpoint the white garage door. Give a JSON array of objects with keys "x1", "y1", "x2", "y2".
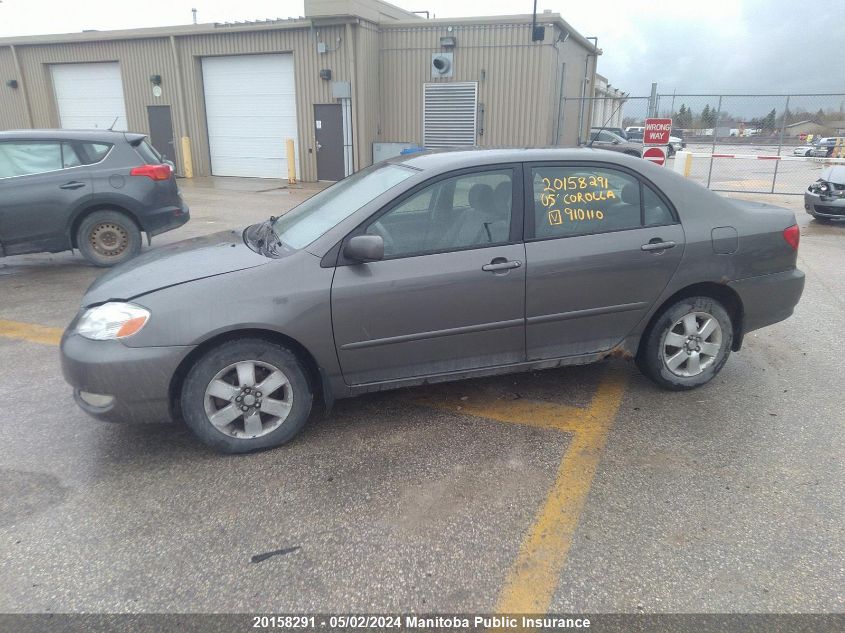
[
  {"x1": 51, "y1": 62, "x2": 128, "y2": 131},
  {"x1": 202, "y1": 54, "x2": 299, "y2": 179}
]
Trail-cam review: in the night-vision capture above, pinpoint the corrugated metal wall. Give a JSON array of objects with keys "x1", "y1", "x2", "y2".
[
  {"x1": 0, "y1": 47, "x2": 31, "y2": 128},
  {"x1": 1, "y1": 18, "x2": 595, "y2": 180},
  {"x1": 175, "y1": 24, "x2": 353, "y2": 180},
  {"x1": 3, "y1": 38, "x2": 186, "y2": 169},
  {"x1": 378, "y1": 22, "x2": 564, "y2": 148}
]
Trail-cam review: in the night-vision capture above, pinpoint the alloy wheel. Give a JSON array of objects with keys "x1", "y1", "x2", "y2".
[
  {"x1": 203, "y1": 360, "x2": 293, "y2": 438},
  {"x1": 661, "y1": 311, "x2": 723, "y2": 377}
]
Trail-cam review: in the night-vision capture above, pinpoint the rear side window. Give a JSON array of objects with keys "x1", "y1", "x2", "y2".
[
  {"x1": 643, "y1": 184, "x2": 675, "y2": 226},
  {"x1": 0, "y1": 142, "x2": 63, "y2": 177},
  {"x1": 76, "y1": 142, "x2": 112, "y2": 165},
  {"x1": 530, "y1": 165, "x2": 642, "y2": 239},
  {"x1": 133, "y1": 140, "x2": 162, "y2": 164}
]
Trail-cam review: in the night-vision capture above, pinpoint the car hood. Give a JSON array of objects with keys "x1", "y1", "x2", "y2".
[
  {"x1": 81, "y1": 229, "x2": 271, "y2": 306},
  {"x1": 821, "y1": 165, "x2": 845, "y2": 185}
]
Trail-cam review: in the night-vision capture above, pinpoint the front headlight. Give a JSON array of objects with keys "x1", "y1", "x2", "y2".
[{"x1": 76, "y1": 302, "x2": 150, "y2": 341}]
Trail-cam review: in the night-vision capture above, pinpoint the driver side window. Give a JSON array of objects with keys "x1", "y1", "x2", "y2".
[{"x1": 365, "y1": 168, "x2": 514, "y2": 258}]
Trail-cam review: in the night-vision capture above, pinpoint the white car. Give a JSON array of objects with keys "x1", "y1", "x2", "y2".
[{"x1": 793, "y1": 145, "x2": 816, "y2": 157}]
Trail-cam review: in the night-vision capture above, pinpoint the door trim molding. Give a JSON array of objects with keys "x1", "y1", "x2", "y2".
[
  {"x1": 526, "y1": 301, "x2": 649, "y2": 325},
  {"x1": 340, "y1": 317, "x2": 525, "y2": 351}
]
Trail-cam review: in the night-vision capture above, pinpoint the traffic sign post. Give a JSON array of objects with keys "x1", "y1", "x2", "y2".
[
  {"x1": 644, "y1": 117, "x2": 671, "y2": 167},
  {"x1": 643, "y1": 146, "x2": 667, "y2": 167}
]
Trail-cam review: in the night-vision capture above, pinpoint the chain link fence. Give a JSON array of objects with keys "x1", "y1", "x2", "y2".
[{"x1": 569, "y1": 92, "x2": 845, "y2": 195}]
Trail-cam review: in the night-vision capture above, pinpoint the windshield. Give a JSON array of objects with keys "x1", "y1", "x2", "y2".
[{"x1": 272, "y1": 163, "x2": 417, "y2": 249}]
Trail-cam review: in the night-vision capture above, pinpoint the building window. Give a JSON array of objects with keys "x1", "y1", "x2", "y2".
[{"x1": 423, "y1": 82, "x2": 478, "y2": 148}]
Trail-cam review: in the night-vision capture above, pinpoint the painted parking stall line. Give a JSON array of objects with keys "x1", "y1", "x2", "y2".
[
  {"x1": 417, "y1": 367, "x2": 629, "y2": 614},
  {"x1": 0, "y1": 319, "x2": 63, "y2": 346}
]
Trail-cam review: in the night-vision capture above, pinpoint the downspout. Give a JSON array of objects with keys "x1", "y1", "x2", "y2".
[
  {"x1": 9, "y1": 45, "x2": 34, "y2": 127},
  {"x1": 169, "y1": 35, "x2": 193, "y2": 177},
  {"x1": 578, "y1": 36, "x2": 598, "y2": 145},
  {"x1": 345, "y1": 21, "x2": 360, "y2": 172}
]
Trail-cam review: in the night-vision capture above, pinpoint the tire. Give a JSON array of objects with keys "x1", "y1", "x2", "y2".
[
  {"x1": 181, "y1": 338, "x2": 313, "y2": 453},
  {"x1": 637, "y1": 296, "x2": 733, "y2": 390},
  {"x1": 77, "y1": 210, "x2": 142, "y2": 267}
]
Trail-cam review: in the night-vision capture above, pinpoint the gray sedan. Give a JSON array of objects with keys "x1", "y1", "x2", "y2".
[{"x1": 61, "y1": 148, "x2": 805, "y2": 453}]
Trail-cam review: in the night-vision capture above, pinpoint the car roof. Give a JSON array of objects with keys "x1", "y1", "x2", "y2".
[
  {"x1": 0, "y1": 129, "x2": 143, "y2": 142},
  {"x1": 393, "y1": 147, "x2": 644, "y2": 171}
]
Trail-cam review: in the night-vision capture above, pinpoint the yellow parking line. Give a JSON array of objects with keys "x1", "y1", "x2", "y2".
[
  {"x1": 416, "y1": 367, "x2": 629, "y2": 615},
  {"x1": 495, "y1": 370, "x2": 628, "y2": 614},
  {"x1": 0, "y1": 319, "x2": 63, "y2": 346}
]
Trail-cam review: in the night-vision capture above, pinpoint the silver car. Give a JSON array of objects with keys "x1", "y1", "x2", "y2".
[
  {"x1": 61, "y1": 148, "x2": 805, "y2": 453},
  {"x1": 586, "y1": 130, "x2": 642, "y2": 157}
]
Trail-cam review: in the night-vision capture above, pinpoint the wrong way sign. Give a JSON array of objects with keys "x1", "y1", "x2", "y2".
[
  {"x1": 643, "y1": 146, "x2": 667, "y2": 166},
  {"x1": 644, "y1": 118, "x2": 672, "y2": 145}
]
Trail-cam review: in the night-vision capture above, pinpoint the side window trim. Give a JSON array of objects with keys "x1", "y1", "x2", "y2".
[
  {"x1": 521, "y1": 160, "x2": 680, "y2": 242},
  {"x1": 334, "y1": 162, "x2": 525, "y2": 266}
]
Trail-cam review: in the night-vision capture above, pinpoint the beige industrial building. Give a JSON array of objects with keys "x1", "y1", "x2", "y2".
[{"x1": 0, "y1": 0, "x2": 600, "y2": 181}]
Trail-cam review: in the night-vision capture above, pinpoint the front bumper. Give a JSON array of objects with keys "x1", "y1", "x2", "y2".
[
  {"x1": 804, "y1": 191, "x2": 845, "y2": 220},
  {"x1": 61, "y1": 331, "x2": 194, "y2": 424},
  {"x1": 141, "y1": 199, "x2": 191, "y2": 238},
  {"x1": 728, "y1": 268, "x2": 805, "y2": 335}
]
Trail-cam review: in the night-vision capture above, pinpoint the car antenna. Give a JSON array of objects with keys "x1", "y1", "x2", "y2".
[
  {"x1": 587, "y1": 92, "x2": 629, "y2": 148},
  {"x1": 107, "y1": 117, "x2": 119, "y2": 131}
]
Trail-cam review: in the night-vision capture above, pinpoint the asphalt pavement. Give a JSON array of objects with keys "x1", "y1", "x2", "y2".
[{"x1": 0, "y1": 177, "x2": 842, "y2": 614}]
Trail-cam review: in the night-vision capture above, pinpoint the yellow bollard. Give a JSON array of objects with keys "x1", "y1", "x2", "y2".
[
  {"x1": 180, "y1": 136, "x2": 193, "y2": 178},
  {"x1": 683, "y1": 151, "x2": 693, "y2": 177},
  {"x1": 834, "y1": 137, "x2": 844, "y2": 159},
  {"x1": 286, "y1": 138, "x2": 297, "y2": 184}
]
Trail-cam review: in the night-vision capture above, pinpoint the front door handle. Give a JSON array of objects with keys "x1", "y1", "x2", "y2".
[
  {"x1": 641, "y1": 240, "x2": 676, "y2": 252},
  {"x1": 59, "y1": 181, "x2": 86, "y2": 190},
  {"x1": 482, "y1": 259, "x2": 522, "y2": 272}
]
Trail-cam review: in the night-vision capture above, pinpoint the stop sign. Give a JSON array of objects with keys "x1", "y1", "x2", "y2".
[{"x1": 643, "y1": 146, "x2": 667, "y2": 166}]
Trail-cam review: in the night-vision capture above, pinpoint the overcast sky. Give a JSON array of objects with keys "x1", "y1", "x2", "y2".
[{"x1": 1, "y1": 0, "x2": 843, "y2": 96}]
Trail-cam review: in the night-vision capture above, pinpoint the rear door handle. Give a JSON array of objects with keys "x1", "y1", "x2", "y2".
[
  {"x1": 641, "y1": 240, "x2": 676, "y2": 252},
  {"x1": 482, "y1": 259, "x2": 522, "y2": 272},
  {"x1": 59, "y1": 181, "x2": 86, "y2": 190}
]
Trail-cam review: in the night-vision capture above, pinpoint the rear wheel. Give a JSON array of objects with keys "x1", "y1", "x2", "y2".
[
  {"x1": 181, "y1": 339, "x2": 313, "y2": 453},
  {"x1": 77, "y1": 210, "x2": 141, "y2": 267},
  {"x1": 637, "y1": 296, "x2": 733, "y2": 390}
]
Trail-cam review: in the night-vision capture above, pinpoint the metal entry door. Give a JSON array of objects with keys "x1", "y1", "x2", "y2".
[
  {"x1": 314, "y1": 104, "x2": 344, "y2": 181},
  {"x1": 147, "y1": 105, "x2": 175, "y2": 165}
]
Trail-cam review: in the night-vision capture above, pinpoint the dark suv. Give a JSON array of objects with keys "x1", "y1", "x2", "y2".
[{"x1": 0, "y1": 129, "x2": 189, "y2": 266}]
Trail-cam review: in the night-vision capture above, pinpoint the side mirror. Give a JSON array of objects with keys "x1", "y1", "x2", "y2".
[
  {"x1": 344, "y1": 234, "x2": 384, "y2": 262},
  {"x1": 612, "y1": 139, "x2": 620, "y2": 145}
]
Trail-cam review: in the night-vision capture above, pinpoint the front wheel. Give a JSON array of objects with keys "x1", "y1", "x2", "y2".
[
  {"x1": 637, "y1": 296, "x2": 733, "y2": 390},
  {"x1": 181, "y1": 339, "x2": 313, "y2": 453}
]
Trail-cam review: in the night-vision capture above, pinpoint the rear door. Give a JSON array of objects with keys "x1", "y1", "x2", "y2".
[
  {"x1": 331, "y1": 165, "x2": 526, "y2": 386},
  {"x1": 0, "y1": 140, "x2": 93, "y2": 255},
  {"x1": 523, "y1": 161, "x2": 685, "y2": 359}
]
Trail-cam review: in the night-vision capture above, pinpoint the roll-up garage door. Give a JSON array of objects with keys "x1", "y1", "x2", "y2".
[
  {"x1": 50, "y1": 62, "x2": 128, "y2": 131},
  {"x1": 201, "y1": 54, "x2": 299, "y2": 179}
]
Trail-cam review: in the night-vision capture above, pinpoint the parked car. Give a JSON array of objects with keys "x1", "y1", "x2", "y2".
[
  {"x1": 667, "y1": 132, "x2": 686, "y2": 156},
  {"x1": 587, "y1": 130, "x2": 642, "y2": 157},
  {"x1": 625, "y1": 126, "x2": 645, "y2": 136},
  {"x1": 805, "y1": 165, "x2": 845, "y2": 222},
  {"x1": 811, "y1": 137, "x2": 844, "y2": 158},
  {"x1": 0, "y1": 130, "x2": 189, "y2": 266},
  {"x1": 597, "y1": 127, "x2": 629, "y2": 140},
  {"x1": 626, "y1": 130, "x2": 644, "y2": 142},
  {"x1": 793, "y1": 144, "x2": 817, "y2": 157},
  {"x1": 62, "y1": 148, "x2": 805, "y2": 453}
]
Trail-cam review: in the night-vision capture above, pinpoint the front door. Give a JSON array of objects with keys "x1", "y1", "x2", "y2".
[
  {"x1": 314, "y1": 104, "x2": 344, "y2": 181},
  {"x1": 331, "y1": 166, "x2": 525, "y2": 386},
  {"x1": 147, "y1": 105, "x2": 175, "y2": 165},
  {"x1": 523, "y1": 162, "x2": 685, "y2": 359}
]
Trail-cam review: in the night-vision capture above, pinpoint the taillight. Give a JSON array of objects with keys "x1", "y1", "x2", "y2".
[
  {"x1": 130, "y1": 164, "x2": 172, "y2": 180},
  {"x1": 782, "y1": 224, "x2": 800, "y2": 251}
]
